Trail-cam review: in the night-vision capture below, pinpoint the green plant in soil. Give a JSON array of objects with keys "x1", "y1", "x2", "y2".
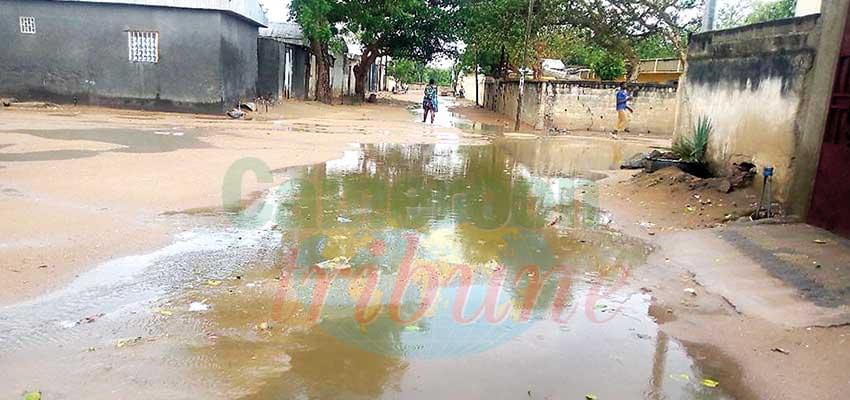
[{"x1": 672, "y1": 116, "x2": 712, "y2": 163}]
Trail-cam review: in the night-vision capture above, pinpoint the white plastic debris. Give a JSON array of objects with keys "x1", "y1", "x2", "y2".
[
  {"x1": 316, "y1": 256, "x2": 352, "y2": 270},
  {"x1": 189, "y1": 301, "x2": 210, "y2": 312}
]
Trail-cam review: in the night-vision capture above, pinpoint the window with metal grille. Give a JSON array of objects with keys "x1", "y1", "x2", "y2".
[
  {"x1": 19, "y1": 17, "x2": 35, "y2": 34},
  {"x1": 127, "y1": 31, "x2": 159, "y2": 63}
]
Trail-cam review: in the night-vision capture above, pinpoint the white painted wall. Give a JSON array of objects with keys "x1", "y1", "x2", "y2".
[{"x1": 679, "y1": 77, "x2": 801, "y2": 201}]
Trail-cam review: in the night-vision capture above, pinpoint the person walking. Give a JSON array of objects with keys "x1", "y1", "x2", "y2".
[
  {"x1": 423, "y1": 79, "x2": 438, "y2": 124},
  {"x1": 614, "y1": 85, "x2": 631, "y2": 133}
]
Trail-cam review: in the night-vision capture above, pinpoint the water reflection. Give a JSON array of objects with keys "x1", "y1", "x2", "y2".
[{"x1": 183, "y1": 144, "x2": 732, "y2": 398}]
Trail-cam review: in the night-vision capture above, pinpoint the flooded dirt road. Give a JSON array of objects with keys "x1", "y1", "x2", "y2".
[{"x1": 1, "y1": 123, "x2": 737, "y2": 399}]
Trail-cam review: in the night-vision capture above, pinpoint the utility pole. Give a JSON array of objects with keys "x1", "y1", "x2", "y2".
[
  {"x1": 475, "y1": 63, "x2": 479, "y2": 107},
  {"x1": 514, "y1": 0, "x2": 535, "y2": 131},
  {"x1": 702, "y1": 0, "x2": 716, "y2": 32}
]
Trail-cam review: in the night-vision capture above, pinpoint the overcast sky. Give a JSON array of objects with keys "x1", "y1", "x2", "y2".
[{"x1": 261, "y1": 0, "x2": 291, "y2": 22}]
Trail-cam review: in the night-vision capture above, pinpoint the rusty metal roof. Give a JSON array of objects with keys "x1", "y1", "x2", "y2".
[{"x1": 54, "y1": 0, "x2": 268, "y2": 26}]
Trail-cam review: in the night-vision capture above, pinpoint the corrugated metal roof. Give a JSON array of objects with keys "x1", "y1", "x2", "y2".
[
  {"x1": 259, "y1": 22, "x2": 305, "y2": 46},
  {"x1": 54, "y1": 0, "x2": 268, "y2": 26}
]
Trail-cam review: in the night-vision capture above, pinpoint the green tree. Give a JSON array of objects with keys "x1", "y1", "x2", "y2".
[
  {"x1": 290, "y1": 0, "x2": 345, "y2": 104},
  {"x1": 387, "y1": 58, "x2": 424, "y2": 84},
  {"x1": 591, "y1": 52, "x2": 626, "y2": 80},
  {"x1": 716, "y1": 0, "x2": 750, "y2": 29},
  {"x1": 561, "y1": 37, "x2": 626, "y2": 80},
  {"x1": 343, "y1": 0, "x2": 461, "y2": 98},
  {"x1": 633, "y1": 34, "x2": 678, "y2": 59},
  {"x1": 745, "y1": 0, "x2": 797, "y2": 24},
  {"x1": 424, "y1": 67, "x2": 453, "y2": 86},
  {"x1": 716, "y1": 0, "x2": 797, "y2": 30},
  {"x1": 458, "y1": 0, "x2": 699, "y2": 81}
]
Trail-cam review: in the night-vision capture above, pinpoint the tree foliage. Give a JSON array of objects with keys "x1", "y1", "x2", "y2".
[
  {"x1": 457, "y1": 0, "x2": 699, "y2": 81},
  {"x1": 343, "y1": 0, "x2": 462, "y2": 96},
  {"x1": 388, "y1": 58, "x2": 452, "y2": 85},
  {"x1": 746, "y1": 0, "x2": 797, "y2": 24},
  {"x1": 290, "y1": 0, "x2": 345, "y2": 103},
  {"x1": 717, "y1": 0, "x2": 797, "y2": 29}
]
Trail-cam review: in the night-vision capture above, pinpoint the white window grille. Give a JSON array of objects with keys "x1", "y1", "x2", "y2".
[
  {"x1": 127, "y1": 31, "x2": 159, "y2": 63},
  {"x1": 19, "y1": 17, "x2": 36, "y2": 34}
]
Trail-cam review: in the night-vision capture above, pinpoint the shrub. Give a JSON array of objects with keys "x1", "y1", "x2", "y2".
[{"x1": 672, "y1": 116, "x2": 712, "y2": 163}]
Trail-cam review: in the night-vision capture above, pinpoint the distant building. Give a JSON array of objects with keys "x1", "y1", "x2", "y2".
[
  {"x1": 538, "y1": 58, "x2": 682, "y2": 83},
  {"x1": 258, "y1": 22, "x2": 310, "y2": 101},
  {"x1": 540, "y1": 59, "x2": 594, "y2": 81},
  {"x1": 0, "y1": 0, "x2": 267, "y2": 113},
  {"x1": 634, "y1": 58, "x2": 684, "y2": 84}
]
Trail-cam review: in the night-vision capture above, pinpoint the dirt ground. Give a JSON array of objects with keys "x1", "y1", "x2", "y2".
[
  {"x1": 601, "y1": 166, "x2": 763, "y2": 235},
  {"x1": 599, "y1": 165, "x2": 850, "y2": 399},
  {"x1": 0, "y1": 98, "x2": 484, "y2": 305}
]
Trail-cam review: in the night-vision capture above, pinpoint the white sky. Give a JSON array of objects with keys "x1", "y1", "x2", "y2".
[{"x1": 260, "y1": 0, "x2": 291, "y2": 22}]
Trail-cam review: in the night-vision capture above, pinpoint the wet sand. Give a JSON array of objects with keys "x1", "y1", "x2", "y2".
[
  {"x1": 599, "y1": 164, "x2": 850, "y2": 399},
  {"x1": 0, "y1": 98, "x2": 485, "y2": 304}
]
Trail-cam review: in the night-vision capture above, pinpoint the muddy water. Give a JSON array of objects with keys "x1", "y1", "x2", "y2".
[
  {"x1": 1, "y1": 141, "x2": 732, "y2": 399},
  {"x1": 0, "y1": 127, "x2": 208, "y2": 161}
]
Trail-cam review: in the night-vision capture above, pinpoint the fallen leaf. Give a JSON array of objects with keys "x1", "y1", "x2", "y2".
[
  {"x1": 206, "y1": 280, "x2": 222, "y2": 286},
  {"x1": 23, "y1": 391, "x2": 41, "y2": 400},
  {"x1": 700, "y1": 378, "x2": 720, "y2": 388},
  {"x1": 585, "y1": 395, "x2": 598, "y2": 400},
  {"x1": 814, "y1": 239, "x2": 827, "y2": 244}
]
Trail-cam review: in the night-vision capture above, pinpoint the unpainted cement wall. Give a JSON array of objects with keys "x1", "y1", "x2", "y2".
[
  {"x1": 0, "y1": 0, "x2": 258, "y2": 113},
  {"x1": 220, "y1": 10, "x2": 258, "y2": 109},
  {"x1": 257, "y1": 37, "x2": 283, "y2": 99},
  {"x1": 484, "y1": 80, "x2": 678, "y2": 135},
  {"x1": 674, "y1": 15, "x2": 821, "y2": 206},
  {"x1": 257, "y1": 38, "x2": 310, "y2": 101}
]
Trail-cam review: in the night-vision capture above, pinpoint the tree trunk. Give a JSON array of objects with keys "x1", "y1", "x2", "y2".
[
  {"x1": 627, "y1": 50, "x2": 641, "y2": 83},
  {"x1": 354, "y1": 47, "x2": 378, "y2": 100},
  {"x1": 310, "y1": 38, "x2": 332, "y2": 104},
  {"x1": 498, "y1": 45, "x2": 507, "y2": 79}
]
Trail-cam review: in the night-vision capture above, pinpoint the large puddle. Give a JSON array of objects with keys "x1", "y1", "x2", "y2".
[{"x1": 1, "y1": 142, "x2": 735, "y2": 399}]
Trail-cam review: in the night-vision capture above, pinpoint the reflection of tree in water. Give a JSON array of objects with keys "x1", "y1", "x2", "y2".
[
  {"x1": 275, "y1": 144, "x2": 544, "y2": 234},
  {"x1": 193, "y1": 143, "x2": 722, "y2": 399},
  {"x1": 272, "y1": 143, "x2": 650, "y2": 342}
]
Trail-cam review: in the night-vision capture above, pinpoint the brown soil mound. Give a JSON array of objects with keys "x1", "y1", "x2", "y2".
[{"x1": 618, "y1": 166, "x2": 762, "y2": 231}]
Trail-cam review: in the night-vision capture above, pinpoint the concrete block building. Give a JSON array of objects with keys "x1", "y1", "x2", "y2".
[
  {"x1": 0, "y1": 0, "x2": 267, "y2": 112},
  {"x1": 258, "y1": 22, "x2": 310, "y2": 101}
]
